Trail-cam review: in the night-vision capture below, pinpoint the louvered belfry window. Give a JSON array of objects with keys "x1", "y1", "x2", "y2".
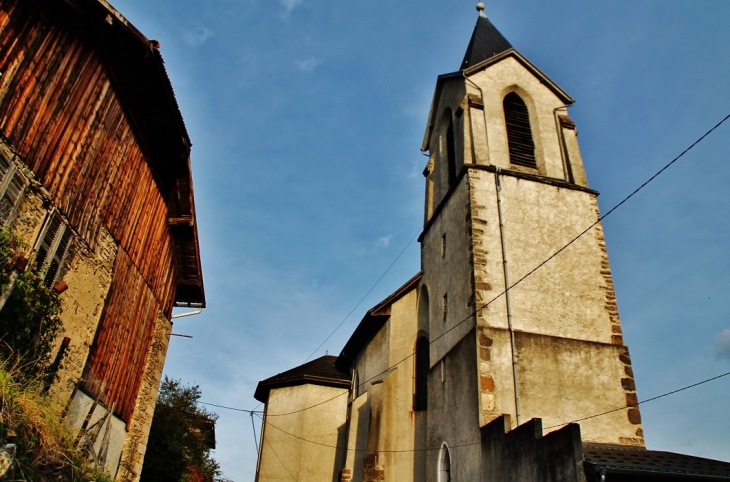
[{"x1": 503, "y1": 92, "x2": 537, "y2": 169}]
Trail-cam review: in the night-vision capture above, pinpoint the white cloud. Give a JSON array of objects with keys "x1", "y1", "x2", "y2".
[
  {"x1": 714, "y1": 329, "x2": 730, "y2": 361},
  {"x1": 280, "y1": 0, "x2": 303, "y2": 16},
  {"x1": 376, "y1": 235, "x2": 393, "y2": 248},
  {"x1": 295, "y1": 57, "x2": 322, "y2": 73},
  {"x1": 182, "y1": 24, "x2": 213, "y2": 46}
]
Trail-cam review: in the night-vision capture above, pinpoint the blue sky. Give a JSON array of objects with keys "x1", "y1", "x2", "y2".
[{"x1": 108, "y1": 0, "x2": 730, "y2": 479}]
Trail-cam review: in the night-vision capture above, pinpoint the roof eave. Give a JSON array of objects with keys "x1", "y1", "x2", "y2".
[
  {"x1": 421, "y1": 72, "x2": 466, "y2": 152},
  {"x1": 336, "y1": 272, "x2": 422, "y2": 370},
  {"x1": 463, "y1": 49, "x2": 574, "y2": 104}
]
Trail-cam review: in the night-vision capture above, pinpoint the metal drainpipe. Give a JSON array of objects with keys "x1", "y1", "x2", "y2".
[
  {"x1": 254, "y1": 405, "x2": 266, "y2": 482},
  {"x1": 171, "y1": 307, "x2": 202, "y2": 319},
  {"x1": 494, "y1": 167, "x2": 521, "y2": 425},
  {"x1": 463, "y1": 73, "x2": 491, "y2": 165},
  {"x1": 553, "y1": 102, "x2": 576, "y2": 183}
]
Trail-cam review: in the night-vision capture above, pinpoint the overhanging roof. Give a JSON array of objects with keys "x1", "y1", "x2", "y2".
[
  {"x1": 254, "y1": 355, "x2": 351, "y2": 404},
  {"x1": 335, "y1": 272, "x2": 422, "y2": 370},
  {"x1": 59, "y1": 0, "x2": 205, "y2": 306},
  {"x1": 583, "y1": 445, "x2": 730, "y2": 481}
]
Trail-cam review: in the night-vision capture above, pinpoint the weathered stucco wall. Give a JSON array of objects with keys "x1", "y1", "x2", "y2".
[
  {"x1": 426, "y1": 329, "x2": 482, "y2": 482},
  {"x1": 468, "y1": 168, "x2": 642, "y2": 445},
  {"x1": 258, "y1": 384, "x2": 348, "y2": 482},
  {"x1": 420, "y1": 176, "x2": 475, "y2": 367},
  {"x1": 466, "y1": 56, "x2": 578, "y2": 183},
  {"x1": 341, "y1": 286, "x2": 424, "y2": 482}
]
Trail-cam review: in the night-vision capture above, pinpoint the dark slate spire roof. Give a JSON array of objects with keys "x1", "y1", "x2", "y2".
[
  {"x1": 460, "y1": 16, "x2": 513, "y2": 70},
  {"x1": 254, "y1": 355, "x2": 351, "y2": 403}
]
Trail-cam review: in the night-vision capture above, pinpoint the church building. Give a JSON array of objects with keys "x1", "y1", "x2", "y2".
[{"x1": 253, "y1": 4, "x2": 730, "y2": 481}]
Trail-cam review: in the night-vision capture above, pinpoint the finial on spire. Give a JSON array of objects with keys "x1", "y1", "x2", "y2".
[{"x1": 476, "y1": 2, "x2": 487, "y2": 18}]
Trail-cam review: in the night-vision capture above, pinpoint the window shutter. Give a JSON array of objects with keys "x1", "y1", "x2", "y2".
[
  {"x1": 0, "y1": 157, "x2": 27, "y2": 226},
  {"x1": 503, "y1": 92, "x2": 537, "y2": 169},
  {"x1": 35, "y1": 211, "x2": 72, "y2": 287}
]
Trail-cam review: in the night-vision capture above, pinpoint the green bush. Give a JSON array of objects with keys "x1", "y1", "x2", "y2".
[
  {"x1": 0, "y1": 365, "x2": 113, "y2": 482},
  {"x1": 140, "y1": 377, "x2": 220, "y2": 482},
  {"x1": 0, "y1": 226, "x2": 63, "y2": 379}
]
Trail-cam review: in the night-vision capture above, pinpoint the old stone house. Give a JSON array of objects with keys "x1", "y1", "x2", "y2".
[
  {"x1": 0, "y1": 0, "x2": 204, "y2": 480},
  {"x1": 253, "y1": 5, "x2": 730, "y2": 482}
]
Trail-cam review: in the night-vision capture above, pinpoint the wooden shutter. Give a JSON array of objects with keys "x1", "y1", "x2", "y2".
[{"x1": 0, "y1": 157, "x2": 27, "y2": 226}]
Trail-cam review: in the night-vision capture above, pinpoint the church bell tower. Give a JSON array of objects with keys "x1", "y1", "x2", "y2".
[{"x1": 418, "y1": 4, "x2": 644, "y2": 478}]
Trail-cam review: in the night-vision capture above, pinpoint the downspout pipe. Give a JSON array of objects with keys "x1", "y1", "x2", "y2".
[
  {"x1": 494, "y1": 168, "x2": 522, "y2": 425},
  {"x1": 462, "y1": 72, "x2": 521, "y2": 423},
  {"x1": 553, "y1": 101, "x2": 576, "y2": 183},
  {"x1": 463, "y1": 73, "x2": 491, "y2": 166},
  {"x1": 171, "y1": 307, "x2": 202, "y2": 319}
]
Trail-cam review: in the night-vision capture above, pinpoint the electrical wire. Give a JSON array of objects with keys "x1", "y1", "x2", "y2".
[
  {"x1": 262, "y1": 111, "x2": 730, "y2": 418},
  {"x1": 202, "y1": 112, "x2": 730, "y2": 419},
  {"x1": 199, "y1": 401, "x2": 262, "y2": 414},
  {"x1": 255, "y1": 370, "x2": 730, "y2": 453},
  {"x1": 303, "y1": 231, "x2": 420, "y2": 363},
  {"x1": 543, "y1": 370, "x2": 730, "y2": 430}
]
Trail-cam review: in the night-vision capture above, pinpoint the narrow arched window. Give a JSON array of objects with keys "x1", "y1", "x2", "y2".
[
  {"x1": 446, "y1": 118, "x2": 457, "y2": 187},
  {"x1": 503, "y1": 92, "x2": 537, "y2": 169},
  {"x1": 414, "y1": 336, "x2": 429, "y2": 411},
  {"x1": 438, "y1": 443, "x2": 451, "y2": 482}
]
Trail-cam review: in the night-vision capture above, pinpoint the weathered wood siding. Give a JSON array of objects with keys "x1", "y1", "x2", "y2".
[{"x1": 0, "y1": 0, "x2": 176, "y2": 421}]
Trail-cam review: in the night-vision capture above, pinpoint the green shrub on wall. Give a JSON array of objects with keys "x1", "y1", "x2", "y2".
[{"x1": 0, "y1": 226, "x2": 63, "y2": 379}]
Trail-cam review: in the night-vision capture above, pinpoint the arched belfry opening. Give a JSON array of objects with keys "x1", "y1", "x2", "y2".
[
  {"x1": 446, "y1": 118, "x2": 457, "y2": 188},
  {"x1": 503, "y1": 92, "x2": 537, "y2": 169}
]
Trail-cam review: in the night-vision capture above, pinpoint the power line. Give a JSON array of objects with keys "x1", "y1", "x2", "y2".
[
  {"x1": 262, "y1": 111, "x2": 730, "y2": 418},
  {"x1": 303, "y1": 231, "x2": 419, "y2": 363},
  {"x1": 255, "y1": 370, "x2": 730, "y2": 453},
  {"x1": 544, "y1": 370, "x2": 730, "y2": 430},
  {"x1": 199, "y1": 401, "x2": 262, "y2": 414},
  {"x1": 204, "y1": 112, "x2": 730, "y2": 419}
]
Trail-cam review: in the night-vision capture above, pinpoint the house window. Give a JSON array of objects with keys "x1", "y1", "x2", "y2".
[
  {"x1": 438, "y1": 443, "x2": 451, "y2": 482},
  {"x1": 414, "y1": 336, "x2": 429, "y2": 411},
  {"x1": 35, "y1": 210, "x2": 72, "y2": 287},
  {"x1": 0, "y1": 156, "x2": 27, "y2": 226},
  {"x1": 503, "y1": 92, "x2": 537, "y2": 169}
]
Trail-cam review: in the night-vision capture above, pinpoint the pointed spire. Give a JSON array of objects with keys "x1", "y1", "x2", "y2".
[{"x1": 460, "y1": 3, "x2": 513, "y2": 70}]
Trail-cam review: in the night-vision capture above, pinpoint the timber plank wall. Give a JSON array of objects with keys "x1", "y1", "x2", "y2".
[{"x1": 0, "y1": 0, "x2": 176, "y2": 423}]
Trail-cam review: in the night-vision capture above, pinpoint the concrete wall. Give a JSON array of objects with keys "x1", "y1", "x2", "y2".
[
  {"x1": 258, "y1": 384, "x2": 348, "y2": 482},
  {"x1": 480, "y1": 415, "x2": 586, "y2": 482},
  {"x1": 66, "y1": 389, "x2": 127, "y2": 477}
]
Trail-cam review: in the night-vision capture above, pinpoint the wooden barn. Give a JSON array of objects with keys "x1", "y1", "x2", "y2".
[{"x1": 0, "y1": 0, "x2": 204, "y2": 479}]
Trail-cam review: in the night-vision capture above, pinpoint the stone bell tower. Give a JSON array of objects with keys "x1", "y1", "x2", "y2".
[{"x1": 418, "y1": 4, "x2": 643, "y2": 479}]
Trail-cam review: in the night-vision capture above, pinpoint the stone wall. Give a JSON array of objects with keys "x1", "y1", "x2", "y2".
[{"x1": 116, "y1": 312, "x2": 172, "y2": 482}]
